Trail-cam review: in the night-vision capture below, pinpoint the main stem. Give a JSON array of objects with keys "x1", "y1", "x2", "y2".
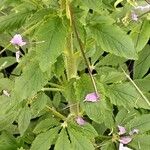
[{"x1": 68, "y1": 5, "x2": 99, "y2": 96}]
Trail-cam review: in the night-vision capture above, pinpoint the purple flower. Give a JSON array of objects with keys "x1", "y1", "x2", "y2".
[
  {"x1": 131, "y1": 12, "x2": 138, "y2": 21},
  {"x1": 15, "y1": 51, "x2": 21, "y2": 62},
  {"x1": 119, "y1": 136, "x2": 132, "y2": 144},
  {"x1": 10, "y1": 34, "x2": 26, "y2": 47},
  {"x1": 84, "y1": 92, "x2": 99, "y2": 102},
  {"x1": 76, "y1": 116, "x2": 86, "y2": 125},
  {"x1": 3, "y1": 90, "x2": 10, "y2": 97},
  {"x1": 119, "y1": 143, "x2": 133, "y2": 150},
  {"x1": 118, "y1": 125, "x2": 126, "y2": 135}
]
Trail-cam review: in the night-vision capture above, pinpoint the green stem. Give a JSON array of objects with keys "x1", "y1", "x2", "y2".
[
  {"x1": 41, "y1": 88, "x2": 63, "y2": 92},
  {"x1": 68, "y1": 4, "x2": 99, "y2": 96},
  {"x1": 46, "y1": 105, "x2": 66, "y2": 120},
  {"x1": 122, "y1": 68, "x2": 150, "y2": 107}
]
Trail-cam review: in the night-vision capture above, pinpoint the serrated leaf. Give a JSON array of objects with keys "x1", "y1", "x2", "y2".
[
  {"x1": 33, "y1": 118, "x2": 59, "y2": 134},
  {"x1": 14, "y1": 62, "x2": 48, "y2": 101},
  {"x1": 54, "y1": 129, "x2": 72, "y2": 150},
  {"x1": 0, "y1": 11, "x2": 32, "y2": 33},
  {"x1": 0, "y1": 131, "x2": 18, "y2": 150},
  {"x1": 132, "y1": 20, "x2": 150, "y2": 52},
  {"x1": 35, "y1": 17, "x2": 66, "y2": 72},
  {"x1": 107, "y1": 82, "x2": 150, "y2": 109},
  {"x1": 18, "y1": 106, "x2": 31, "y2": 136},
  {"x1": 90, "y1": 24, "x2": 137, "y2": 59},
  {"x1": 134, "y1": 45, "x2": 150, "y2": 79},
  {"x1": 126, "y1": 114, "x2": 150, "y2": 133},
  {"x1": 31, "y1": 127, "x2": 59, "y2": 150},
  {"x1": 31, "y1": 92, "x2": 49, "y2": 117},
  {"x1": 129, "y1": 135, "x2": 150, "y2": 150},
  {"x1": 82, "y1": 100, "x2": 114, "y2": 128},
  {"x1": 101, "y1": 141, "x2": 116, "y2": 150},
  {"x1": 68, "y1": 127, "x2": 95, "y2": 150},
  {"x1": 115, "y1": 108, "x2": 139, "y2": 126},
  {"x1": 69, "y1": 123, "x2": 98, "y2": 140}
]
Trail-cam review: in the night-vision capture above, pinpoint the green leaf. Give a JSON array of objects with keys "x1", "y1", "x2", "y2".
[
  {"x1": 0, "y1": 78, "x2": 14, "y2": 91},
  {"x1": 134, "y1": 45, "x2": 150, "y2": 79},
  {"x1": 54, "y1": 129, "x2": 72, "y2": 150},
  {"x1": 0, "y1": 11, "x2": 32, "y2": 33},
  {"x1": 69, "y1": 123, "x2": 98, "y2": 140},
  {"x1": 129, "y1": 135, "x2": 150, "y2": 150},
  {"x1": 31, "y1": 92, "x2": 49, "y2": 117},
  {"x1": 126, "y1": 114, "x2": 150, "y2": 133},
  {"x1": 0, "y1": 131, "x2": 18, "y2": 150},
  {"x1": 31, "y1": 127, "x2": 59, "y2": 150},
  {"x1": 0, "y1": 111, "x2": 17, "y2": 131},
  {"x1": 18, "y1": 106, "x2": 31, "y2": 136},
  {"x1": 115, "y1": 108, "x2": 139, "y2": 126},
  {"x1": 82, "y1": 100, "x2": 114, "y2": 128},
  {"x1": 33, "y1": 118, "x2": 59, "y2": 134},
  {"x1": 107, "y1": 82, "x2": 150, "y2": 109},
  {"x1": 90, "y1": 24, "x2": 137, "y2": 59},
  {"x1": 101, "y1": 141, "x2": 116, "y2": 150},
  {"x1": 68, "y1": 127, "x2": 95, "y2": 150},
  {"x1": 0, "y1": 57, "x2": 16, "y2": 71},
  {"x1": 35, "y1": 17, "x2": 66, "y2": 72},
  {"x1": 132, "y1": 20, "x2": 150, "y2": 52},
  {"x1": 14, "y1": 62, "x2": 48, "y2": 101},
  {"x1": 78, "y1": 0, "x2": 102, "y2": 12}
]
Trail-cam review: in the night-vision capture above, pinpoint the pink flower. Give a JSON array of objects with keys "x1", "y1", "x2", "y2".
[
  {"x1": 3, "y1": 90, "x2": 10, "y2": 97},
  {"x1": 84, "y1": 92, "x2": 99, "y2": 102},
  {"x1": 119, "y1": 143, "x2": 133, "y2": 150},
  {"x1": 118, "y1": 125, "x2": 126, "y2": 135},
  {"x1": 15, "y1": 51, "x2": 21, "y2": 62},
  {"x1": 119, "y1": 136, "x2": 132, "y2": 144},
  {"x1": 10, "y1": 34, "x2": 26, "y2": 47},
  {"x1": 131, "y1": 12, "x2": 138, "y2": 21},
  {"x1": 76, "y1": 117, "x2": 86, "y2": 126}
]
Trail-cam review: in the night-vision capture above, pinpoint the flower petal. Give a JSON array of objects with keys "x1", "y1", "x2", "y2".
[
  {"x1": 119, "y1": 143, "x2": 133, "y2": 150},
  {"x1": 131, "y1": 12, "x2": 138, "y2": 21},
  {"x1": 10, "y1": 34, "x2": 26, "y2": 47},
  {"x1": 15, "y1": 51, "x2": 21, "y2": 62},
  {"x1": 84, "y1": 92, "x2": 99, "y2": 102},
  {"x1": 3, "y1": 90, "x2": 10, "y2": 97},
  {"x1": 118, "y1": 125, "x2": 126, "y2": 135},
  {"x1": 76, "y1": 117, "x2": 86, "y2": 126},
  {"x1": 119, "y1": 136, "x2": 132, "y2": 144}
]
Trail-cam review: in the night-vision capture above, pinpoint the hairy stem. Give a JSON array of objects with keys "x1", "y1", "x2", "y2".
[
  {"x1": 46, "y1": 105, "x2": 66, "y2": 120},
  {"x1": 68, "y1": 4, "x2": 99, "y2": 96}
]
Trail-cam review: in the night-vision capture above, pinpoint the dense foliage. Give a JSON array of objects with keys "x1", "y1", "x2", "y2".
[{"x1": 0, "y1": 0, "x2": 150, "y2": 150}]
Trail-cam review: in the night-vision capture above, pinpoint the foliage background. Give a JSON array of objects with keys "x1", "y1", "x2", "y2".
[{"x1": 0, "y1": 0, "x2": 150, "y2": 150}]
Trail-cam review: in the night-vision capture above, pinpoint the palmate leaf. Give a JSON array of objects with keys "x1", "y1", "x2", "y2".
[
  {"x1": 54, "y1": 129, "x2": 72, "y2": 150},
  {"x1": 68, "y1": 127, "x2": 95, "y2": 150},
  {"x1": 134, "y1": 45, "x2": 150, "y2": 79},
  {"x1": 126, "y1": 114, "x2": 150, "y2": 133},
  {"x1": 0, "y1": 11, "x2": 33, "y2": 33},
  {"x1": 14, "y1": 61, "x2": 48, "y2": 101},
  {"x1": 82, "y1": 100, "x2": 114, "y2": 128},
  {"x1": 18, "y1": 106, "x2": 31, "y2": 136},
  {"x1": 107, "y1": 82, "x2": 150, "y2": 110},
  {"x1": 89, "y1": 24, "x2": 137, "y2": 59},
  {"x1": 35, "y1": 17, "x2": 67, "y2": 72},
  {"x1": 31, "y1": 127, "x2": 60, "y2": 150},
  {"x1": 132, "y1": 20, "x2": 150, "y2": 52},
  {"x1": 129, "y1": 135, "x2": 150, "y2": 150}
]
